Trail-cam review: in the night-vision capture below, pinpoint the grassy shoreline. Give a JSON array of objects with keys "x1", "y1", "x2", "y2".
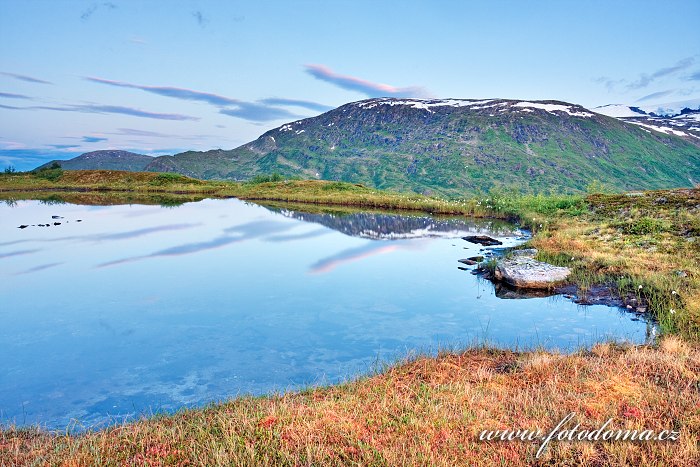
[{"x1": 1, "y1": 170, "x2": 699, "y2": 465}]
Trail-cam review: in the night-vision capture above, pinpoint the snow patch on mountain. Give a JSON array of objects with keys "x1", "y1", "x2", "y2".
[
  {"x1": 591, "y1": 104, "x2": 648, "y2": 118},
  {"x1": 512, "y1": 102, "x2": 593, "y2": 117},
  {"x1": 355, "y1": 98, "x2": 593, "y2": 117},
  {"x1": 356, "y1": 98, "x2": 496, "y2": 112}
]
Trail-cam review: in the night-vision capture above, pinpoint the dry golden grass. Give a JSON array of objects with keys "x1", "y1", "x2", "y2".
[{"x1": 2, "y1": 341, "x2": 698, "y2": 466}]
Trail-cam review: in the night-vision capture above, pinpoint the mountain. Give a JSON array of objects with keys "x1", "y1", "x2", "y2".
[
  {"x1": 592, "y1": 104, "x2": 700, "y2": 145},
  {"x1": 40, "y1": 98, "x2": 700, "y2": 196},
  {"x1": 40, "y1": 150, "x2": 154, "y2": 171}
]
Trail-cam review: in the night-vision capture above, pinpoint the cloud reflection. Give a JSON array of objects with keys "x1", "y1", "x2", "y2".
[
  {"x1": 97, "y1": 236, "x2": 244, "y2": 268},
  {"x1": 266, "y1": 228, "x2": 330, "y2": 242},
  {"x1": 98, "y1": 220, "x2": 298, "y2": 268},
  {"x1": 309, "y1": 242, "x2": 400, "y2": 274}
]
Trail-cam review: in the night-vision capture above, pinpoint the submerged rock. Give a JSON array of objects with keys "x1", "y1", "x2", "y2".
[
  {"x1": 494, "y1": 283, "x2": 558, "y2": 299},
  {"x1": 462, "y1": 235, "x2": 503, "y2": 246},
  {"x1": 458, "y1": 259, "x2": 478, "y2": 266},
  {"x1": 493, "y1": 256, "x2": 570, "y2": 289}
]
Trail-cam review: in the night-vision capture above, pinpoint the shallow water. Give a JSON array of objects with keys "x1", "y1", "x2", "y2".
[{"x1": 0, "y1": 198, "x2": 654, "y2": 430}]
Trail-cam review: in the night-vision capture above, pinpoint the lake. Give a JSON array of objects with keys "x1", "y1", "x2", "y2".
[{"x1": 0, "y1": 197, "x2": 654, "y2": 430}]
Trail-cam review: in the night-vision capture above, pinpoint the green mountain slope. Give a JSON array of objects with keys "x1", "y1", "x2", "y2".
[{"x1": 43, "y1": 99, "x2": 700, "y2": 196}]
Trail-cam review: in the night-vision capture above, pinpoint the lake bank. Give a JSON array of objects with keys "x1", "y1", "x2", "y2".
[{"x1": 3, "y1": 340, "x2": 698, "y2": 465}]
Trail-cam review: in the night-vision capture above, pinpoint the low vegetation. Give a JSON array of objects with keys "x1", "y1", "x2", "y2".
[{"x1": 1, "y1": 170, "x2": 699, "y2": 465}]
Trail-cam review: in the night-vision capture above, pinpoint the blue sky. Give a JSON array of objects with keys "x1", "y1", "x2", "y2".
[{"x1": 1, "y1": 0, "x2": 699, "y2": 170}]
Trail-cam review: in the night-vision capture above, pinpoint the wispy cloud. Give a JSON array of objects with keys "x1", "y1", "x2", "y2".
[
  {"x1": 0, "y1": 71, "x2": 52, "y2": 85},
  {"x1": 626, "y1": 57, "x2": 696, "y2": 90},
  {"x1": 52, "y1": 104, "x2": 198, "y2": 121},
  {"x1": 635, "y1": 90, "x2": 675, "y2": 102},
  {"x1": 85, "y1": 76, "x2": 241, "y2": 106},
  {"x1": 192, "y1": 10, "x2": 208, "y2": 27},
  {"x1": 86, "y1": 76, "x2": 329, "y2": 122},
  {"x1": 592, "y1": 76, "x2": 624, "y2": 93},
  {"x1": 0, "y1": 249, "x2": 40, "y2": 259},
  {"x1": 49, "y1": 144, "x2": 81, "y2": 149},
  {"x1": 81, "y1": 1, "x2": 117, "y2": 21},
  {"x1": 2, "y1": 102, "x2": 199, "y2": 121},
  {"x1": 115, "y1": 128, "x2": 173, "y2": 138},
  {"x1": 0, "y1": 92, "x2": 31, "y2": 99},
  {"x1": 259, "y1": 98, "x2": 333, "y2": 113},
  {"x1": 688, "y1": 71, "x2": 700, "y2": 81},
  {"x1": 128, "y1": 36, "x2": 147, "y2": 45},
  {"x1": 82, "y1": 136, "x2": 108, "y2": 143},
  {"x1": 14, "y1": 262, "x2": 62, "y2": 276},
  {"x1": 220, "y1": 103, "x2": 299, "y2": 122},
  {"x1": 304, "y1": 64, "x2": 431, "y2": 98}
]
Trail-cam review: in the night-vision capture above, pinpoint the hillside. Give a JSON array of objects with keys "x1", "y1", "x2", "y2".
[
  {"x1": 41, "y1": 98, "x2": 700, "y2": 196},
  {"x1": 41, "y1": 150, "x2": 153, "y2": 171}
]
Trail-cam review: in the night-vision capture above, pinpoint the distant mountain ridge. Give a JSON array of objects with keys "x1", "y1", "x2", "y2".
[
  {"x1": 592, "y1": 104, "x2": 700, "y2": 144},
  {"x1": 39, "y1": 150, "x2": 153, "y2": 171},
  {"x1": 40, "y1": 98, "x2": 700, "y2": 196}
]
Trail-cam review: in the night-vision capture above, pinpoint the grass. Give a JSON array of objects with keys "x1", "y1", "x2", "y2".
[
  {"x1": 1, "y1": 170, "x2": 699, "y2": 465},
  {"x1": 2, "y1": 342, "x2": 698, "y2": 466}
]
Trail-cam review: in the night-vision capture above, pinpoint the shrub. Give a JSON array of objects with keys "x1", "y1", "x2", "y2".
[
  {"x1": 246, "y1": 173, "x2": 285, "y2": 184},
  {"x1": 321, "y1": 181, "x2": 356, "y2": 191},
  {"x1": 618, "y1": 217, "x2": 666, "y2": 235},
  {"x1": 33, "y1": 163, "x2": 63, "y2": 182},
  {"x1": 149, "y1": 172, "x2": 189, "y2": 186}
]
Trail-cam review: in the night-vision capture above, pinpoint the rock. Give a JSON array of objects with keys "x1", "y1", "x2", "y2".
[
  {"x1": 51, "y1": 215, "x2": 63, "y2": 219},
  {"x1": 53, "y1": 222, "x2": 61, "y2": 226},
  {"x1": 76, "y1": 220, "x2": 82, "y2": 222},
  {"x1": 510, "y1": 248, "x2": 538, "y2": 257},
  {"x1": 18, "y1": 225, "x2": 28, "y2": 229},
  {"x1": 467, "y1": 256, "x2": 484, "y2": 262},
  {"x1": 463, "y1": 235, "x2": 503, "y2": 246},
  {"x1": 494, "y1": 256, "x2": 570, "y2": 289},
  {"x1": 636, "y1": 306, "x2": 647, "y2": 313},
  {"x1": 458, "y1": 259, "x2": 478, "y2": 266}
]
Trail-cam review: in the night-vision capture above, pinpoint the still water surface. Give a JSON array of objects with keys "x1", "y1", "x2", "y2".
[{"x1": 0, "y1": 198, "x2": 653, "y2": 429}]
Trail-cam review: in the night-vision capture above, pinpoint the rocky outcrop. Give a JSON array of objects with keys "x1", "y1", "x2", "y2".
[{"x1": 493, "y1": 249, "x2": 570, "y2": 289}]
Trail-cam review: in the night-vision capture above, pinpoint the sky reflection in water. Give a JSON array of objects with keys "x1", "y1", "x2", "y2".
[{"x1": 0, "y1": 199, "x2": 654, "y2": 430}]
